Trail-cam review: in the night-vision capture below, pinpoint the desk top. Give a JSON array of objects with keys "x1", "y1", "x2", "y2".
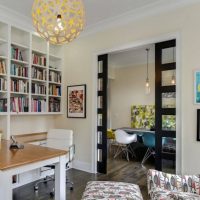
[{"x1": 0, "y1": 140, "x2": 67, "y2": 171}]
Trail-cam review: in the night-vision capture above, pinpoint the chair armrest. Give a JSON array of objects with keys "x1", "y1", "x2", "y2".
[{"x1": 68, "y1": 144, "x2": 75, "y2": 162}]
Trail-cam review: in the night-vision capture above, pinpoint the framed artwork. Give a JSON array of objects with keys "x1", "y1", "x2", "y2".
[
  {"x1": 67, "y1": 84, "x2": 86, "y2": 118},
  {"x1": 194, "y1": 71, "x2": 200, "y2": 104}
]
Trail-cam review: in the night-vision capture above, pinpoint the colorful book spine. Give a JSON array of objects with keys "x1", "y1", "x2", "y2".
[
  {"x1": 32, "y1": 53, "x2": 46, "y2": 66},
  {"x1": 49, "y1": 98, "x2": 60, "y2": 112},
  {"x1": 31, "y1": 98, "x2": 46, "y2": 112},
  {"x1": 10, "y1": 97, "x2": 29, "y2": 112}
]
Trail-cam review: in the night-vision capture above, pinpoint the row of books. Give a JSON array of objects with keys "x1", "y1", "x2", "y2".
[
  {"x1": 0, "y1": 60, "x2": 6, "y2": 74},
  {"x1": 32, "y1": 53, "x2": 46, "y2": 66},
  {"x1": 11, "y1": 47, "x2": 24, "y2": 61},
  {"x1": 31, "y1": 99, "x2": 46, "y2": 112},
  {"x1": 49, "y1": 85, "x2": 61, "y2": 96},
  {"x1": 32, "y1": 67, "x2": 46, "y2": 81},
  {"x1": 0, "y1": 98, "x2": 7, "y2": 112},
  {"x1": 0, "y1": 78, "x2": 7, "y2": 91},
  {"x1": 10, "y1": 97, "x2": 29, "y2": 112},
  {"x1": 32, "y1": 83, "x2": 46, "y2": 95},
  {"x1": 49, "y1": 71, "x2": 61, "y2": 83},
  {"x1": 10, "y1": 63, "x2": 28, "y2": 77},
  {"x1": 10, "y1": 80, "x2": 29, "y2": 93},
  {"x1": 49, "y1": 98, "x2": 60, "y2": 112}
]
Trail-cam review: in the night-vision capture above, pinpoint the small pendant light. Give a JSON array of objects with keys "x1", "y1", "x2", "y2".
[{"x1": 145, "y1": 48, "x2": 150, "y2": 94}]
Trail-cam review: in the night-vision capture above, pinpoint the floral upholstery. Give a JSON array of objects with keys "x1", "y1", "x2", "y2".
[
  {"x1": 147, "y1": 169, "x2": 200, "y2": 200},
  {"x1": 81, "y1": 181, "x2": 143, "y2": 200}
]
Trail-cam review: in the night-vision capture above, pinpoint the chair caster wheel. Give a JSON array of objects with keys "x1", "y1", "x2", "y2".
[
  {"x1": 50, "y1": 192, "x2": 54, "y2": 197},
  {"x1": 34, "y1": 186, "x2": 38, "y2": 191},
  {"x1": 70, "y1": 187, "x2": 73, "y2": 191}
]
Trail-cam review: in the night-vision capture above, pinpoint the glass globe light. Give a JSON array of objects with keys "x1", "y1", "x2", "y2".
[{"x1": 32, "y1": 0, "x2": 85, "y2": 45}]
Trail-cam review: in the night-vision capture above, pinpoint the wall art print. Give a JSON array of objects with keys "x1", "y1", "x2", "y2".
[
  {"x1": 67, "y1": 84, "x2": 86, "y2": 118},
  {"x1": 131, "y1": 105, "x2": 155, "y2": 129},
  {"x1": 194, "y1": 70, "x2": 200, "y2": 104}
]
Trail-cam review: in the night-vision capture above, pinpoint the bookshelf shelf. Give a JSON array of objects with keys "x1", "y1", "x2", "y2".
[
  {"x1": 32, "y1": 64, "x2": 47, "y2": 69},
  {"x1": 11, "y1": 59, "x2": 29, "y2": 65},
  {"x1": 0, "y1": 73, "x2": 7, "y2": 77},
  {"x1": 0, "y1": 90, "x2": 7, "y2": 93},
  {"x1": 49, "y1": 95, "x2": 61, "y2": 98},
  {"x1": 31, "y1": 94, "x2": 46, "y2": 97},
  {"x1": 32, "y1": 79, "x2": 46, "y2": 83},
  {"x1": 10, "y1": 75, "x2": 29, "y2": 80},
  {"x1": 0, "y1": 56, "x2": 7, "y2": 60},
  {"x1": 49, "y1": 67, "x2": 61, "y2": 72},
  {"x1": 10, "y1": 92, "x2": 29, "y2": 95},
  {"x1": 49, "y1": 81, "x2": 61, "y2": 85},
  {"x1": 11, "y1": 42, "x2": 29, "y2": 50},
  {"x1": 49, "y1": 54, "x2": 62, "y2": 61},
  {"x1": 32, "y1": 49, "x2": 46, "y2": 56},
  {"x1": 0, "y1": 37, "x2": 7, "y2": 44}
]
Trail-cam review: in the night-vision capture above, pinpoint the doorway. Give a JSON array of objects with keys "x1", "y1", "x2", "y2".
[{"x1": 93, "y1": 35, "x2": 181, "y2": 174}]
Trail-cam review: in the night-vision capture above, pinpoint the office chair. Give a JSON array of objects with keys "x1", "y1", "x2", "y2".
[
  {"x1": 34, "y1": 129, "x2": 74, "y2": 194},
  {"x1": 141, "y1": 132, "x2": 155, "y2": 166},
  {"x1": 114, "y1": 129, "x2": 137, "y2": 161}
]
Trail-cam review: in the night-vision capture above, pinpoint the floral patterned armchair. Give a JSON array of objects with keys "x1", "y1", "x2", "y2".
[{"x1": 147, "y1": 169, "x2": 200, "y2": 200}]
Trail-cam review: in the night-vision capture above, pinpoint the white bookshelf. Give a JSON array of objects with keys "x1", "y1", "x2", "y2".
[{"x1": 0, "y1": 22, "x2": 63, "y2": 140}]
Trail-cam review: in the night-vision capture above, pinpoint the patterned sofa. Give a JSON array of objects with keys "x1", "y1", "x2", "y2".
[
  {"x1": 81, "y1": 181, "x2": 143, "y2": 200},
  {"x1": 147, "y1": 169, "x2": 200, "y2": 200}
]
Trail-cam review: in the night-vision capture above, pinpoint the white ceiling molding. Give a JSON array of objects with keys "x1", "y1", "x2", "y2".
[
  {"x1": 80, "y1": 0, "x2": 200, "y2": 37},
  {"x1": 0, "y1": 0, "x2": 199, "y2": 37},
  {"x1": 0, "y1": 4, "x2": 33, "y2": 31}
]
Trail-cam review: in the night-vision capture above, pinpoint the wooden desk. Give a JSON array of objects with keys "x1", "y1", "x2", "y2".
[{"x1": 0, "y1": 140, "x2": 67, "y2": 200}]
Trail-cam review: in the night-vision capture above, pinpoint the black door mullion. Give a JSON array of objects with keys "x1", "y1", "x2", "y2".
[
  {"x1": 155, "y1": 39, "x2": 176, "y2": 171},
  {"x1": 97, "y1": 54, "x2": 108, "y2": 174}
]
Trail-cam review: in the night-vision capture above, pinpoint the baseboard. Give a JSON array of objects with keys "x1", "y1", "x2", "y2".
[{"x1": 72, "y1": 160, "x2": 92, "y2": 173}]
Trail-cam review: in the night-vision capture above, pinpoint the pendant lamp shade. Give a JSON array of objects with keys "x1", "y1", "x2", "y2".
[{"x1": 32, "y1": 0, "x2": 85, "y2": 45}]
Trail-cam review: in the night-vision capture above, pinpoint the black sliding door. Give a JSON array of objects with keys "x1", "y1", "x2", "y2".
[
  {"x1": 155, "y1": 40, "x2": 176, "y2": 171},
  {"x1": 97, "y1": 54, "x2": 108, "y2": 174}
]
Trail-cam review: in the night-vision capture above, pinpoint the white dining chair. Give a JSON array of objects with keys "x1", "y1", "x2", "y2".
[{"x1": 114, "y1": 129, "x2": 137, "y2": 161}]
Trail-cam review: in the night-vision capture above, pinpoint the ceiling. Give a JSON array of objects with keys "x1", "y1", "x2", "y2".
[
  {"x1": 0, "y1": 0, "x2": 171, "y2": 28},
  {"x1": 109, "y1": 44, "x2": 155, "y2": 69}
]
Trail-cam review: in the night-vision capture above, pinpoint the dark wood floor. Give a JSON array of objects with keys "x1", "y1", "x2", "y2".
[{"x1": 13, "y1": 157, "x2": 174, "y2": 200}]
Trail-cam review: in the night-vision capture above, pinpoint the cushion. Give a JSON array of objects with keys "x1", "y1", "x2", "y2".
[
  {"x1": 150, "y1": 188, "x2": 200, "y2": 200},
  {"x1": 81, "y1": 181, "x2": 143, "y2": 200}
]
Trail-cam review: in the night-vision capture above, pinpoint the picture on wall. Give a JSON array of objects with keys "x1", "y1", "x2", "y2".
[
  {"x1": 194, "y1": 71, "x2": 200, "y2": 104},
  {"x1": 67, "y1": 84, "x2": 86, "y2": 118}
]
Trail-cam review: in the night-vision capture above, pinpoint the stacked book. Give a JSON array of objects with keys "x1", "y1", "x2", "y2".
[
  {"x1": 49, "y1": 71, "x2": 61, "y2": 83},
  {"x1": 0, "y1": 60, "x2": 6, "y2": 74},
  {"x1": 11, "y1": 47, "x2": 24, "y2": 61},
  {"x1": 32, "y1": 53, "x2": 46, "y2": 66},
  {"x1": 10, "y1": 80, "x2": 29, "y2": 93},
  {"x1": 32, "y1": 83, "x2": 46, "y2": 95},
  {"x1": 49, "y1": 98, "x2": 60, "y2": 112},
  {"x1": 10, "y1": 97, "x2": 29, "y2": 112},
  {"x1": 49, "y1": 85, "x2": 61, "y2": 96},
  {"x1": 0, "y1": 98, "x2": 7, "y2": 112},
  {"x1": 10, "y1": 63, "x2": 28, "y2": 77},
  {"x1": 31, "y1": 98, "x2": 46, "y2": 112},
  {"x1": 32, "y1": 67, "x2": 46, "y2": 80},
  {"x1": 0, "y1": 78, "x2": 7, "y2": 91}
]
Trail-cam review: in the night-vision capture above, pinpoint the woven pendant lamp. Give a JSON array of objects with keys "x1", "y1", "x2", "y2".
[{"x1": 32, "y1": 0, "x2": 85, "y2": 45}]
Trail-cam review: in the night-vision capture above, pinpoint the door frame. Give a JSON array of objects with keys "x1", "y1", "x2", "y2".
[{"x1": 91, "y1": 32, "x2": 182, "y2": 174}]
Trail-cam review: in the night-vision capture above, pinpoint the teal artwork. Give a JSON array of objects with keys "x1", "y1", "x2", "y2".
[{"x1": 195, "y1": 71, "x2": 200, "y2": 104}]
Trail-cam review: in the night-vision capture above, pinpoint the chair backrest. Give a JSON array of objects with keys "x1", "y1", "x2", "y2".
[
  {"x1": 46, "y1": 129, "x2": 74, "y2": 162},
  {"x1": 114, "y1": 129, "x2": 137, "y2": 144},
  {"x1": 142, "y1": 132, "x2": 155, "y2": 148}
]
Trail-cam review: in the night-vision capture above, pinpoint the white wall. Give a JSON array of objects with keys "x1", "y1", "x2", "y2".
[
  {"x1": 110, "y1": 64, "x2": 155, "y2": 129},
  {"x1": 10, "y1": 116, "x2": 56, "y2": 135},
  {"x1": 55, "y1": 2, "x2": 200, "y2": 174}
]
